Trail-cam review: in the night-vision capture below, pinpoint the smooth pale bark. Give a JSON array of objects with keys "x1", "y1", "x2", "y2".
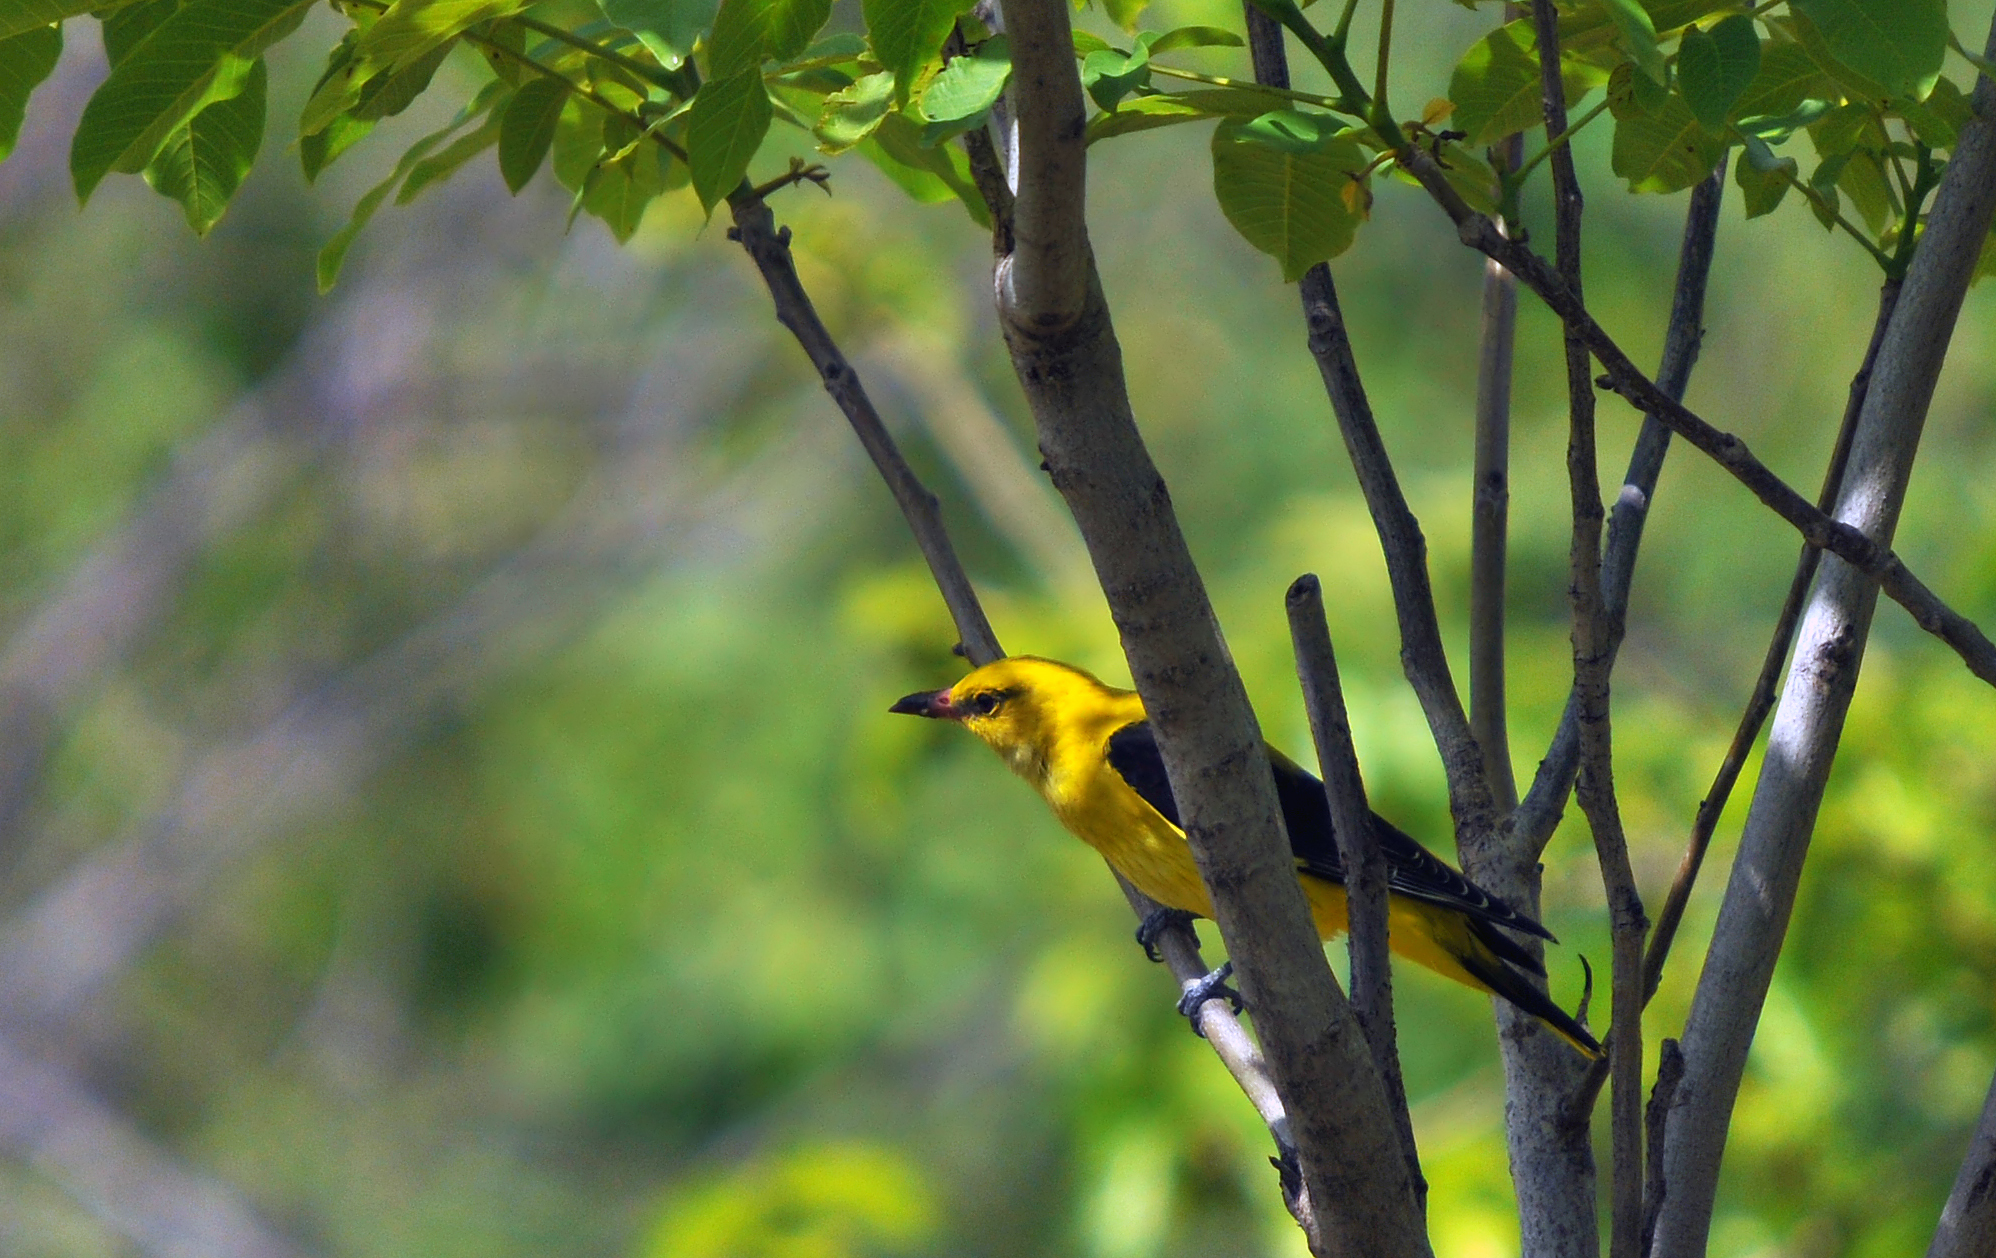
[
  {"x1": 1929, "y1": 1071, "x2": 1996, "y2": 1258},
  {"x1": 1650, "y1": 19, "x2": 1996, "y2": 1254},
  {"x1": 994, "y1": 0, "x2": 1429, "y2": 1251}
]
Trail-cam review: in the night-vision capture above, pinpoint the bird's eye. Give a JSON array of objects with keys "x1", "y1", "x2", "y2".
[{"x1": 968, "y1": 692, "x2": 1001, "y2": 716}]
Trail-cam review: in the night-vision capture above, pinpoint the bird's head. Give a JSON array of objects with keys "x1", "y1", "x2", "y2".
[{"x1": 890, "y1": 656, "x2": 1124, "y2": 777}]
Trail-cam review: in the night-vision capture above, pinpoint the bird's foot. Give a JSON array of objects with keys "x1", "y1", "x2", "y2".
[
  {"x1": 1134, "y1": 907, "x2": 1198, "y2": 962},
  {"x1": 1176, "y1": 961, "x2": 1243, "y2": 1035}
]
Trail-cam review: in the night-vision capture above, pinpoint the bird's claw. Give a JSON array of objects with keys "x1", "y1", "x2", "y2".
[
  {"x1": 1177, "y1": 961, "x2": 1243, "y2": 1035},
  {"x1": 1135, "y1": 907, "x2": 1198, "y2": 962}
]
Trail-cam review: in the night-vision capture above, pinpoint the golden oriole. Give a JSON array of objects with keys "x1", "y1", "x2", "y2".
[{"x1": 892, "y1": 655, "x2": 1601, "y2": 1058}]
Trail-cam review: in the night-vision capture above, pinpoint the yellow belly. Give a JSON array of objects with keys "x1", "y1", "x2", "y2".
[{"x1": 1066, "y1": 803, "x2": 1490, "y2": 995}]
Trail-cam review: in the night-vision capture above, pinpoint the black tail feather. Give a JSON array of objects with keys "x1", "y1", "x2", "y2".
[{"x1": 1462, "y1": 952, "x2": 1603, "y2": 1060}]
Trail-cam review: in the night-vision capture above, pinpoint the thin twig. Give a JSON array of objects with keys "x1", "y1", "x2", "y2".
[
  {"x1": 1511, "y1": 166, "x2": 1725, "y2": 857},
  {"x1": 726, "y1": 199, "x2": 1005, "y2": 666},
  {"x1": 1640, "y1": 276, "x2": 1901, "y2": 1006},
  {"x1": 1287, "y1": 574, "x2": 1422, "y2": 1211},
  {"x1": 1398, "y1": 158, "x2": 1996, "y2": 690},
  {"x1": 1529, "y1": 9, "x2": 1645, "y2": 1258}
]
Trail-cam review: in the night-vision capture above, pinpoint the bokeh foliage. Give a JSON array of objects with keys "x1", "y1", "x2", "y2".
[{"x1": 2, "y1": 0, "x2": 1996, "y2": 1255}]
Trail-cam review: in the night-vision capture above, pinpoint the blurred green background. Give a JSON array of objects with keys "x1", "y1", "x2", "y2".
[{"x1": 4, "y1": 2, "x2": 1996, "y2": 1255}]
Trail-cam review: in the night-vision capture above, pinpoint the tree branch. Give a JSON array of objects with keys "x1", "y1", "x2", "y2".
[
  {"x1": 1528, "y1": 8, "x2": 1644, "y2": 1256},
  {"x1": 1470, "y1": 161, "x2": 1521, "y2": 814},
  {"x1": 727, "y1": 168, "x2": 1326, "y2": 1236},
  {"x1": 1511, "y1": 166, "x2": 1725, "y2": 857},
  {"x1": 727, "y1": 197, "x2": 1005, "y2": 666},
  {"x1": 1287, "y1": 574, "x2": 1422, "y2": 1209},
  {"x1": 1241, "y1": 10, "x2": 1596, "y2": 1250},
  {"x1": 0, "y1": 1032, "x2": 312, "y2": 1258},
  {"x1": 993, "y1": 0, "x2": 1089, "y2": 329},
  {"x1": 997, "y1": 1, "x2": 1428, "y2": 1250},
  {"x1": 1650, "y1": 16, "x2": 1996, "y2": 1254},
  {"x1": 1640, "y1": 276, "x2": 1901, "y2": 1006},
  {"x1": 1397, "y1": 153, "x2": 1996, "y2": 690},
  {"x1": 1929, "y1": 1067, "x2": 1996, "y2": 1258}
]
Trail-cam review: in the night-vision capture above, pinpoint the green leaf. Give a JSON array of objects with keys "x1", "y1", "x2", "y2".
[
  {"x1": 355, "y1": 0, "x2": 522, "y2": 76},
  {"x1": 600, "y1": 0, "x2": 716, "y2": 66},
  {"x1": 1070, "y1": 29, "x2": 1110, "y2": 56},
  {"x1": 580, "y1": 138, "x2": 665, "y2": 241},
  {"x1": 1083, "y1": 86, "x2": 1271, "y2": 144},
  {"x1": 687, "y1": 64, "x2": 770, "y2": 211},
  {"x1": 1676, "y1": 15, "x2": 1758, "y2": 130},
  {"x1": 102, "y1": 0, "x2": 173, "y2": 64},
  {"x1": 863, "y1": 0, "x2": 971, "y2": 101},
  {"x1": 0, "y1": 22, "x2": 59, "y2": 162},
  {"x1": 708, "y1": 0, "x2": 829, "y2": 78},
  {"x1": 866, "y1": 108, "x2": 986, "y2": 224},
  {"x1": 1102, "y1": 0, "x2": 1142, "y2": 35},
  {"x1": 918, "y1": 34, "x2": 1007, "y2": 143},
  {"x1": 1449, "y1": 21, "x2": 1606, "y2": 147},
  {"x1": 1145, "y1": 25, "x2": 1241, "y2": 54},
  {"x1": 1210, "y1": 115, "x2": 1365, "y2": 282},
  {"x1": 1234, "y1": 106, "x2": 1341, "y2": 154},
  {"x1": 397, "y1": 98, "x2": 507, "y2": 203},
  {"x1": 0, "y1": 0, "x2": 139, "y2": 41},
  {"x1": 143, "y1": 53, "x2": 264, "y2": 234},
  {"x1": 1836, "y1": 149, "x2": 1892, "y2": 232},
  {"x1": 301, "y1": 112, "x2": 371, "y2": 181},
  {"x1": 1732, "y1": 142, "x2": 1789, "y2": 217},
  {"x1": 1790, "y1": 0, "x2": 1944, "y2": 101},
  {"x1": 552, "y1": 97, "x2": 608, "y2": 189},
  {"x1": 1731, "y1": 39, "x2": 1829, "y2": 122},
  {"x1": 498, "y1": 75, "x2": 567, "y2": 191},
  {"x1": 352, "y1": 37, "x2": 453, "y2": 121},
  {"x1": 1896, "y1": 75, "x2": 1970, "y2": 148},
  {"x1": 1609, "y1": 89, "x2": 1723, "y2": 192},
  {"x1": 319, "y1": 116, "x2": 468, "y2": 292},
  {"x1": 1736, "y1": 97, "x2": 1833, "y2": 144},
  {"x1": 1600, "y1": 0, "x2": 1664, "y2": 84},
  {"x1": 70, "y1": 0, "x2": 311, "y2": 202},
  {"x1": 814, "y1": 68, "x2": 893, "y2": 153},
  {"x1": 1081, "y1": 42, "x2": 1149, "y2": 111}
]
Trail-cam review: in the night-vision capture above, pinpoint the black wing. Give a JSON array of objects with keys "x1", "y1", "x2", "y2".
[{"x1": 1103, "y1": 720, "x2": 1554, "y2": 949}]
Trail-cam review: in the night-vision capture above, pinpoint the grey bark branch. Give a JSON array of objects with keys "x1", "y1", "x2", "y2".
[
  {"x1": 1287, "y1": 574, "x2": 1422, "y2": 1209},
  {"x1": 1511, "y1": 167, "x2": 1725, "y2": 857},
  {"x1": 1929, "y1": 1068, "x2": 1996, "y2": 1258},
  {"x1": 1470, "y1": 184, "x2": 1520, "y2": 815},
  {"x1": 0, "y1": 1033, "x2": 312, "y2": 1258},
  {"x1": 1641, "y1": 276, "x2": 1900, "y2": 1007},
  {"x1": 728, "y1": 197, "x2": 1005, "y2": 666},
  {"x1": 1241, "y1": 12, "x2": 1594, "y2": 1250},
  {"x1": 1651, "y1": 17, "x2": 1996, "y2": 1254},
  {"x1": 1529, "y1": 6, "x2": 1644, "y2": 1255},
  {"x1": 731, "y1": 178, "x2": 1309, "y2": 1228},
  {"x1": 1469, "y1": 18, "x2": 1526, "y2": 817},
  {"x1": 1397, "y1": 153, "x2": 1996, "y2": 690},
  {"x1": 997, "y1": 1, "x2": 1428, "y2": 1250},
  {"x1": 994, "y1": 0, "x2": 1088, "y2": 330}
]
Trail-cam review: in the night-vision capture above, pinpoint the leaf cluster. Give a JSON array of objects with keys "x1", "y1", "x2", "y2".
[{"x1": 0, "y1": 0, "x2": 1985, "y2": 302}]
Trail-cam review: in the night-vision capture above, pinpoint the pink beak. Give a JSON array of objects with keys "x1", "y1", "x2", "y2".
[{"x1": 889, "y1": 688, "x2": 958, "y2": 719}]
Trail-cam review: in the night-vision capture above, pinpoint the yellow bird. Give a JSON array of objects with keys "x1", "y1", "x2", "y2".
[{"x1": 892, "y1": 655, "x2": 1601, "y2": 1058}]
